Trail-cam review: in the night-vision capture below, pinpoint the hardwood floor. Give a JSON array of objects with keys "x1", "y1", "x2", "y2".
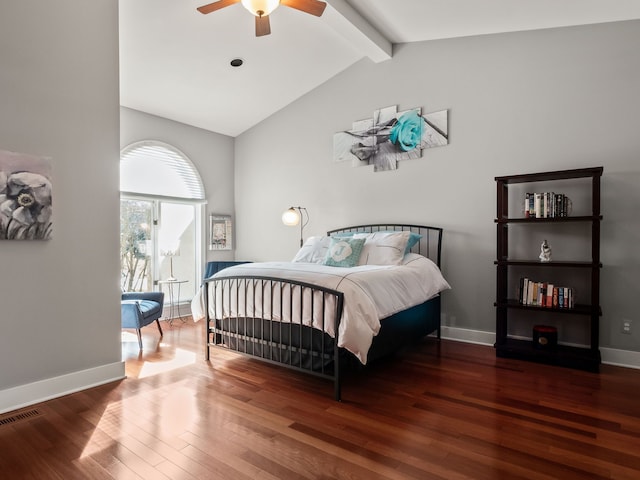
[{"x1": 2, "y1": 319, "x2": 640, "y2": 479}]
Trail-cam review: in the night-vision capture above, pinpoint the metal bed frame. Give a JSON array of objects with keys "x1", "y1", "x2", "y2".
[{"x1": 204, "y1": 224, "x2": 444, "y2": 401}]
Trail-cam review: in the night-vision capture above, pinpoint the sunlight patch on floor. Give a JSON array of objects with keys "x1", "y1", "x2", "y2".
[
  {"x1": 138, "y1": 348, "x2": 196, "y2": 378},
  {"x1": 79, "y1": 402, "x2": 121, "y2": 458},
  {"x1": 80, "y1": 382, "x2": 201, "y2": 459},
  {"x1": 158, "y1": 384, "x2": 200, "y2": 436},
  {"x1": 121, "y1": 331, "x2": 138, "y2": 342}
]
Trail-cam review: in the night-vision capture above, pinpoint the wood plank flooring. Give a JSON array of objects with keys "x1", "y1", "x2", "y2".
[{"x1": 1, "y1": 319, "x2": 639, "y2": 479}]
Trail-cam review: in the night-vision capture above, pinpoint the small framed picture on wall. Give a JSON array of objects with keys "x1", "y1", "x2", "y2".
[{"x1": 209, "y1": 214, "x2": 233, "y2": 250}]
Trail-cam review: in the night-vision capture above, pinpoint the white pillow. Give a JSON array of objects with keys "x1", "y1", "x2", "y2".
[
  {"x1": 292, "y1": 236, "x2": 331, "y2": 263},
  {"x1": 356, "y1": 231, "x2": 411, "y2": 266}
]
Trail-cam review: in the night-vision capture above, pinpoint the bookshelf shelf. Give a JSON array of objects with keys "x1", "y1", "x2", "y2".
[
  {"x1": 495, "y1": 299, "x2": 601, "y2": 316},
  {"x1": 496, "y1": 338, "x2": 600, "y2": 372},
  {"x1": 495, "y1": 215, "x2": 602, "y2": 224},
  {"x1": 494, "y1": 260, "x2": 602, "y2": 268},
  {"x1": 494, "y1": 166, "x2": 603, "y2": 372}
]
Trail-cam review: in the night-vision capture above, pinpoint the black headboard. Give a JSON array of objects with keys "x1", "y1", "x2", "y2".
[{"x1": 326, "y1": 224, "x2": 443, "y2": 268}]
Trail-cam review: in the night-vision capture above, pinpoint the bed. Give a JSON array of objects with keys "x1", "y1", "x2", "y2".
[{"x1": 193, "y1": 224, "x2": 450, "y2": 401}]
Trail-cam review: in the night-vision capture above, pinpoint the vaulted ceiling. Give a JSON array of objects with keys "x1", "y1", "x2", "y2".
[{"x1": 119, "y1": 0, "x2": 640, "y2": 137}]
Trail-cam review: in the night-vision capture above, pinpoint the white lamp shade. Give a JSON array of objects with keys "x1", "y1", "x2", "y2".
[
  {"x1": 241, "y1": 0, "x2": 280, "y2": 16},
  {"x1": 282, "y1": 208, "x2": 300, "y2": 226},
  {"x1": 160, "y1": 247, "x2": 180, "y2": 257}
]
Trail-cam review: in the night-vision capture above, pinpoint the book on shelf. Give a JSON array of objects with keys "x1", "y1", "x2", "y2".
[
  {"x1": 535, "y1": 193, "x2": 542, "y2": 219},
  {"x1": 543, "y1": 193, "x2": 551, "y2": 218},
  {"x1": 538, "y1": 282, "x2": 546, "y2": 306},
  {"x1": 522, "y1": 192, "x2": 569, "y2": 218},
  {"x1": 546, "y1": 283, "x2": 554, "y2": 308},
  {"x1": 518, "y1": 277, "x2": 574, "y2": 308}
]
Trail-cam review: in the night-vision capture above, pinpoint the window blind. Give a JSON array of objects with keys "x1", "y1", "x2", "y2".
[{"x1": 120, "y1": 141, "x2": 205, "y2": 200}]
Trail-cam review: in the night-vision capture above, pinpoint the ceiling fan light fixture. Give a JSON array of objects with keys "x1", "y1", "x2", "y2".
[{"x1": 241, "y1": 0, "x2": 280, "y2": 16}]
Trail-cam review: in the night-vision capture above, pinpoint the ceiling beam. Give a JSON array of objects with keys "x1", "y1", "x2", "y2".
[{"x1": 324, "y1": 0, "x2": 392, "y2": 63}]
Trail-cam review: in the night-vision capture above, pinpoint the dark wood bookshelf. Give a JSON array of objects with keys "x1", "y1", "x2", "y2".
[{"x1": 494, "y1": 166, "x2": 603, "y2": 372}]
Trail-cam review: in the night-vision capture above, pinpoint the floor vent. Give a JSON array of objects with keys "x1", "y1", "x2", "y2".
[{"x1": 0, "y1": 409, "x2": 43, "y2": 427}]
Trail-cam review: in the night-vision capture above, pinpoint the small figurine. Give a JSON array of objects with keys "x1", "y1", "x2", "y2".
[{"x1": 539, "y1": 239, "x2": 552, "y2": 262}]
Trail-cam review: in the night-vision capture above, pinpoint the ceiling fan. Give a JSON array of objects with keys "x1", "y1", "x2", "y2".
[{"x1": 197, "y1": 0, "x2": 327, "y2": 37}]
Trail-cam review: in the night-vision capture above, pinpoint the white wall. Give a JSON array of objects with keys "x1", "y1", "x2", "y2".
[
  {"x1": 120, "y1": 108, "x2": 236, "y2": 267},
  {"x1": 234, "y1": 20, "x2": 640, "y2": 353},
  {"x1": 0, "y1": 1, "x2": 122, "y2": 411}
]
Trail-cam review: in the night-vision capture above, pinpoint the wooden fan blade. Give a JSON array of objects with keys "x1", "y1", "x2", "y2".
[
  {"x1": 280, "y1": 0, "x2": 327, "y2": 17},
  {"x1": 197, "y1": 0, "x2": 240, "y2": 15},
  {"x1": 255, "y1": 14, "x2": 271, "y2": 36}
]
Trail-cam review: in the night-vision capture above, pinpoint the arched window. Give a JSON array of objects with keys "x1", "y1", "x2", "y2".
[
  {"x1": 120, "y1": 141, "x2": 205, "y2": 312},
  {"x1": 120, "y1": 141, "x2": 204, "y2": 200}
]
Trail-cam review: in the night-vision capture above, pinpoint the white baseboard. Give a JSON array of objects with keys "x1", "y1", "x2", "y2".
[
  {"x1": 0, "y1": 361, "x2": 125, "y2": 415},
  {"x1": 600, "y1": 347, "x2": 640, "y2": 370},
  {"x1": 440, "y1": 325, "x2": 496, "y2": 346},
  {"x1": 161, "y1": 301, "x2": 192, "y2": 320},
  {"x1": 441, "y1": 326, "x2": 640, "y2": 370}
]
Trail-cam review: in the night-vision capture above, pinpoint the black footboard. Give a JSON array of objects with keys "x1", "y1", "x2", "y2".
[{"x1": 204, "y1": 275, "x2": 345, "y2": 400}]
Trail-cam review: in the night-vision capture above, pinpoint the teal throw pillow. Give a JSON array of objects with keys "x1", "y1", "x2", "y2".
[
  {"x1": 404, "y1": 232, "x2": 422, "y2": 253},
  {"x1": 323, "y1": 237, "x2": 365, "y2": 267}
]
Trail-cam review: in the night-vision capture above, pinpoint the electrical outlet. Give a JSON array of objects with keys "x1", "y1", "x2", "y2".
[{"x1": 622, "y1": 319, "x2": 632, "y2": 335}]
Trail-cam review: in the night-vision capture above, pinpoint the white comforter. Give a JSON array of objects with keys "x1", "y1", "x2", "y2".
[{"x1": 191, "y1": 253, "x2": 450, "y2": 364}]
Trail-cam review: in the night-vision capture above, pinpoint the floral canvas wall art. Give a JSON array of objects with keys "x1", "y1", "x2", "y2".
[
  {"x1": 0, "y1": 149, "x2": 52, "y2": 240},
  {"x1": 333, "y1": 106, "x2": 448, "y2": 172}
]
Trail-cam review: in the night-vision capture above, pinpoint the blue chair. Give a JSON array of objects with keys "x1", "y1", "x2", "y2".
[
  {"x1": 121, "y1": 291, "x2": 165, "y2": 350},
  {"x1": 204, "y1": 261, "x2": 252, "y2": 280}
]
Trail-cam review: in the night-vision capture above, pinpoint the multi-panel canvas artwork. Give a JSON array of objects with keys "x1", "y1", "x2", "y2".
[{"x1": 334, "y1": 106, "x2": 448, "y2": 172}]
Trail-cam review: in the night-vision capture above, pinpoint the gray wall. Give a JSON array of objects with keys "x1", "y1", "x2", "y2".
[
  {"x1": 120, "y1": 107, "x2": 236, "y2": 267},
  {"x1": 0, "y1": 0, "x2": 122, "y2": 408},
  {"x1": 234, "y1": 21, "x2": 640, "y2": 353},
  {"x1": 0, "y1": 8, "x2": 637, "y2": 412}
]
